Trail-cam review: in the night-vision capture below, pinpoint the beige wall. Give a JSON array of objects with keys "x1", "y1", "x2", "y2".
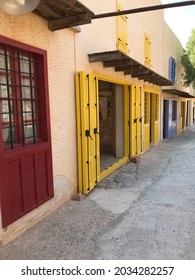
[
  {"x1": 0, "y1": 0, "x2": 193, "y2": 244},
  {"x1": 0, "y1": 12, "x2": 77, "y2": 244},
  {"x1": 77, "y1": 0, "x2": 186, "y2": 87}
]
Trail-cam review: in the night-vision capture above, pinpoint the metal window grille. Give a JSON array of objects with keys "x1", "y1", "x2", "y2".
[{"x1": 0, "y1": 43, "x2": 46, "y2": 149}]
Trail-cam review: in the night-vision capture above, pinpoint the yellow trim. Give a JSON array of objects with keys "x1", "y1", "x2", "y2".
[
  {"x1": 144, "y1": 85, "x2": 160, "y2": 94},
  {"x1": 93, "y1": 72, "x2": 129, "y2": 86},
  {"x1": 75, "y1": 73, "x2": 83, "y2": 193},
  {"x1": 124, "y1": 85, "x2": 129, "y2": 157},
  {"x1": 100, "y1": 157, "x2": 128, "y2": 181}
]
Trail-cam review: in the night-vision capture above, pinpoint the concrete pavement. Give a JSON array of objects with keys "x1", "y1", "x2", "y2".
[{"x1": 0, "y1": 126, "x2": 195, "y2": 259}]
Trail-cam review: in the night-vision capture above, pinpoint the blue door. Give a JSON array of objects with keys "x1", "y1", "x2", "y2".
[{"x1": 163, "y1": 100, "x2": 169, "y2": 139}]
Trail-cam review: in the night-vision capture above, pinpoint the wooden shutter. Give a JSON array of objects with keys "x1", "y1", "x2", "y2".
[
  {"x1": 76, "y1": 72, "x2": 100, "y2": 194},
  {"x1": 145, "y1": 33, "x2": 151, "y2": 67},
  {"x1": 116, "y1": 1, "x2": 128, "y2": 53}
]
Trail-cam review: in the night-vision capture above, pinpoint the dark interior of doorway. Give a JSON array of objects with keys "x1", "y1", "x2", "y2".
[{"x1": 99, "y1": 80, "x2": 124, "y2": 171}]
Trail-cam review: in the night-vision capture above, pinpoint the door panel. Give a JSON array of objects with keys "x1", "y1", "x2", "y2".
[
  {"x1": 150, "y1": 93, "x2": 159, "y2": 144},
  {"x1": 137, "y1": 86, "x2": 142, "y2": 154},
  {"x1": 0, "y1": 144, "x2": 53, "y2": 227},
  {"x1": 130, "y1": 85, "x2": 142, "y2": 157},
  {"x1": 144, "y1": 92, "x2": 150, "y2": 150},
  {"x1": 76, "y1": 72, "x2": 100, "y2": 194}
]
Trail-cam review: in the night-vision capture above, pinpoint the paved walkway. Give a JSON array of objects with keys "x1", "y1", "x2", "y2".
[{"x1": 1, "y1": 126, "x2": 195, "y2": 259}]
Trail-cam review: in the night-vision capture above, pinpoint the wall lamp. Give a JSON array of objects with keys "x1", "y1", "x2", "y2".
[{"x1": 0, "y1": 0, "x2": 40, "y2": 16}]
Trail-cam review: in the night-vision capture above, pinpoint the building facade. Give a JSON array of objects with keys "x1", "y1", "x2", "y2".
[{"x1": 0, "y1": 0, "x2": 194, "y2": 244}]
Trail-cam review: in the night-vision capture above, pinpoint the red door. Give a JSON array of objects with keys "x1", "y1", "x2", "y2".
[{"x1": 0, "y1": 36, "x2": 54, "y2": 227}]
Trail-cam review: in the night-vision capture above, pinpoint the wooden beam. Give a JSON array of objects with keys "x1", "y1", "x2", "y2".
[
  {"x1": 115, "y1": 64, "x2": 141, "y2": 72},
  {"x1": 88, "y1": 51, "x2": 123, "y2": 62},
  {"x1": 103, "y1": 59, "x2": 131, "y2": 68},
  {"x1": 48, "y1": 13, "x2": 92, "y2": 30}
]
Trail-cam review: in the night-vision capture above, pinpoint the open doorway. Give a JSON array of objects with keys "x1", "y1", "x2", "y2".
[{"x1": 98, "y1": 80, "x2": 124, "y2": 171}]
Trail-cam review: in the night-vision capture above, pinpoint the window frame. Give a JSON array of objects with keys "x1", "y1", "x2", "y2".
[
  {"x1": 0, "y1": 35, "x2": 51, "y2": 153},
  {"x1": 169, "y1": 57, "x2": 176, "y2": 83},
  {"x1": 172, "y1": 100, "x2": 177, "y2": 122}
]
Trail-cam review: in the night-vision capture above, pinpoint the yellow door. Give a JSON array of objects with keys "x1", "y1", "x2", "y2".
[
  {"x1": 130, "y1": 85, "x2": 142, "y2": 157},
  {"x1": 144, "y1": 92, "x2": 150, "y2": 150},
  {"x1": 76, "y1": 72, "x2": 100, "y2": 194},
  {"x1": 152, "y1": 93, "x2": 159, "y2": 143},
  {"x1": 181, "y1": 101, "x2": 186, "y2": 130}
]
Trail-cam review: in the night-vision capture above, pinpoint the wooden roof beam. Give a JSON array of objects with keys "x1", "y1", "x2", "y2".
[
  {"x1": 115, "y1": 64, "x2": 141, "y2": 72},
  {"x1": 103, "y1": 59, "x2": 133, "y2": 68},
  {"x1": 88, "y1": 51, "x2": 124, "y2": 63},
  {"x1": 48, "y1": 13, "x2": 92, "y2": 31}
]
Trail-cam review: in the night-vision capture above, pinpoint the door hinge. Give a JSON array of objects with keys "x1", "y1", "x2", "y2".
[{"x1": 85, "y1": 130, "x2": 93, "y2": 140}]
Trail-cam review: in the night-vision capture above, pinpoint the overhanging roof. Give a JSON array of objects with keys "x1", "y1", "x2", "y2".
[
  {"x1": 162, "y1": 88, "x2": 194, "y2": 98},
  {"x1": 88, "y1": 50, "x2": 173, "y2": 86},
  {"x1": 34, "y1": 0, "x2": 94, "y2": 31}
]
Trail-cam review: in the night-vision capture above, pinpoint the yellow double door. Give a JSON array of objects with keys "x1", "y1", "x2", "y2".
[{"x1": 76, "y1": 73, "x2": 145, "y2": 194}]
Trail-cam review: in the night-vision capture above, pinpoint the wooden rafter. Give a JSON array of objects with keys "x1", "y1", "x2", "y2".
[
  {"x1": 88, "y1": 50, "x2": 173, "y2": 86},
  {"x1": 34, "y1": 0, "x2": 94, "y2": 30}
]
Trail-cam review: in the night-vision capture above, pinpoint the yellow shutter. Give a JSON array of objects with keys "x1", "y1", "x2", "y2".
[
  {"x1": 76, "y1": 72, "x2": 100, "y2": 194},
  {"x1": 129, "y1": 85, "x2": 142, "y2": 157},
  {"x1": 144, "y1": 92, "x2": 150, "y2": 150},
  {"x1": 154, "y1": 94, "x2": 159, "y2": 143},
  {"x1": 145, "y1": 33, "x2": 151, "y2": 67},
  {"x1": 116, "y1": 1, "x2": 128, "y2": 53}
]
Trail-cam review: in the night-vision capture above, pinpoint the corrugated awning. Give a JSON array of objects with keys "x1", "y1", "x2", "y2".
[
  {"x1": 88, "y1": 50, "x2": 173, "y2": 87},
  {"x1": 34, "y1": 0, "x2": 94, "y2": 31}
]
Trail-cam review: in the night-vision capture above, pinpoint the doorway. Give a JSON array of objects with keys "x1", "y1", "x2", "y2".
[
  {"x1": 99, "y1": 81, "x2": 124, "y2": 171},
  {"x1": 76, "y1": 72, "x2": 128, "y2": 194}
]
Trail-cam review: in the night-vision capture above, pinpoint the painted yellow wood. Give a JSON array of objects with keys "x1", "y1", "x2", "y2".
[
  {"x1": 181, "y1": 101, "x2": 186, "y2": 130},
  {"x1": 130, "y1": 85, "x2": 136, "y2": 157},
  {"x1": 130, "y1": 85, "x2": 142, "y2": 157},
  {"x1": 144, "y1": 92, "x2": 150, "y2": 150},
  {"x1": 137, "y1": 86, "x2": 142, "y2": 154},
  {"x1": 144, "y1": 85, "x2": 159, "y2": 94},
  {"x1": 154, "y1": 94, "x2": 159, "y2": 143},
  {"x1": 94, "y1": 72, "x2": 129, "y2": 86},
  {"x1": 124, "y1": 85, "x2": 129, "y2": 157},
  {"x1": 76, "y1": 72, "x2": 100, "y2": 194},
  {"x1": 144, "y1": 33, "x2": 151, "y2": 67},
  {"x1": 144, "y1": 124, "x2": 150, "y2": 150},
  {"x1": 100, "y1": 157, "x2": 128, "y2": 181},
  {"x1": 116, "y1": 1, "x2": 128, "y2": 53}
]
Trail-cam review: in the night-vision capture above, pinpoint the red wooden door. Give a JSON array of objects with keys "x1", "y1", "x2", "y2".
[
  {"x1": 0, "y1": 144, "x2": 53, "y2": 227},
  {"x1": 0, "y1": 35, "x2": 54, "y2": 227}
]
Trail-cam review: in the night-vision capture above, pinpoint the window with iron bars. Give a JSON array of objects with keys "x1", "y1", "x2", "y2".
[{"x1": 0, "y1": 43, "x2": 48, "y2": 150}]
